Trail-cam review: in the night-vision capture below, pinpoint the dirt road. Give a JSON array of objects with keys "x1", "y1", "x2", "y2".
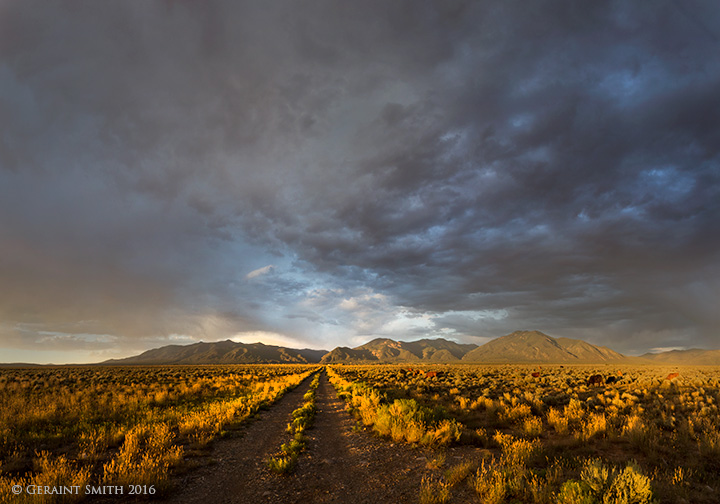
[{"x1": 164, "y1": 372, "x2": 432, "y2": 504}]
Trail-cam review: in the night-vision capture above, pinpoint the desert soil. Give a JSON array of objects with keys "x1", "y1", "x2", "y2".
[{"x1": 149, "y1": 371, "x2": 462, "y2": 504}]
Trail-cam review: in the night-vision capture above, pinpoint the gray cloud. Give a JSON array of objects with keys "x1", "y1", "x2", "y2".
[{"x1": 1, "y1": 0, "x2": 719, "y2": 361}]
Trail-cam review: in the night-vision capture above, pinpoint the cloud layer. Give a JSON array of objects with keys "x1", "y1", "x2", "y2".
[{"x1": 1, "y1": 1, "x2": 719, "y2": 361}]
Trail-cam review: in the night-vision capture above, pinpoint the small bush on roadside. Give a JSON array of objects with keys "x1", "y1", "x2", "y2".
[{"x1": 266, "y1": 454, "x2": 297, "y2": 474}]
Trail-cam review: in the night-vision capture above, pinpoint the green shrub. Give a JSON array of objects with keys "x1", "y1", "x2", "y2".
[
  {"x1": 280, "y1": 438, "x2": 304, "y2": 456},
  {"x1": 292, "y1": 402, "x2": 316, "y2": 420},
  {"x1": 574, "y1": 459, "x2": 654, "y2": 504},
  {"x1": 603, "y1": 462, "x2": 654, "y2": 504},
  {"x1": 582, "y1": 458, "x2": 617, "y2": 496},
  {"x1": 557, "y1": 480, "x2": 597, "y2": 504},
  {"x1": 266, "y1": 454, "x2": 297, "y2": 474}
]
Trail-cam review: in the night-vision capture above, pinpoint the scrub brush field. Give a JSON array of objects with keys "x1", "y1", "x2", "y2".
[{"x1": 1, "y1": 364, "x2": 718, "y2": 504}]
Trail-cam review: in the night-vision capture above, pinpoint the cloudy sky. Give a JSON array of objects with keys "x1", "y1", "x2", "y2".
[{"x1": 1, "y1": 1, "x2": 719, "y2": 363}]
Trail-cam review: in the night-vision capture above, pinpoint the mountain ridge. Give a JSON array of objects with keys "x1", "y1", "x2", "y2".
[
  {"x1": 6, "y1": 331, "x2": 718, "y2": 366},
  {"x1": 100, "y1": 340, "x2": 328, "y2": 365},
  {"x1": 320, "y1": 337, "x2": 477, "y2": 363},
  {"x1": 640, "y1": 348, "x2": 720, "y2": 365}
]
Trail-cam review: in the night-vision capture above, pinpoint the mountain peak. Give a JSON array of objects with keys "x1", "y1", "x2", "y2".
[
  {"x1": 462, "y1": 331, "x2": 627, "y2": 363},
  {"x1": 504, "y1": 330, "x2": 553, "y2": 340},
  {"x1": 102, "y1": 340, "x2": 327, "y2": 365}
]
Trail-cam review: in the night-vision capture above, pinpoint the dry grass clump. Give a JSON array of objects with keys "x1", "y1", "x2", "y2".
[
  {"x1": 464, "y1": 453, "x2": 654, "y2": 504},
  {"x1": 523, "y1": 416, "x2": 543, "y2": 437},
  {"x1": 77, "y1": 428, "x2": 111, "y2": 462},
  {"x1": 464, "y1": 432, "x2": 544, "y2": 502},
  {"x1": 353, "y1": 389, "x2": 384, "y2": 427},
  {"x1": 622, "y1": 414, "x2": 645, "y2": 436},
  {"x1": 546, "y1": 407, "x2": 569, "y2": 434},
  {"x1": 102, "y1": 422, "x2": 183, "y2": 488},
  {"x1": 563, "y1": 398, "x2": 585, "y2": 426},
  {"x1": 374, "y1": 399, "x2": 426, "y2": 442},
  {"x1": 425, "y1": 452, "x2": 446, "y2": 470},
  {"x1": 418, "y1": 475, "x2": 451, "y2": 504},
  {"x1": 444, "y1": 460, "x2": 475, "y2": 487},
  {"x1": 494, "y1": 432, "x2": 540, "y2": 467},
  {"x1": 578, "y1": 413, "x2": 607, "y2": 441},
  {"x1": 429, "y1": 419, "x2": 463, "y2": 446},
  {"x1": 470, "y1": 460, "x2": 506, "y2": 504},
  {"x1": 470, "y1": 396, "x2": 498, "y2": 413},
  {"x1": 498, "y1": 402, "x2": 533, "y2": 424}
]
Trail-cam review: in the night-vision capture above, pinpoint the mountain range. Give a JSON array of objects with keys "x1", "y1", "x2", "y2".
[{"x1": 84, "y1": 330, "x2": 719, "y2": 366}]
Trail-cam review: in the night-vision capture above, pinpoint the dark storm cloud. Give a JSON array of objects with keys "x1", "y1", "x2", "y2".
[{"x1": 1, "y1": 0, "x2": 718, "y2": 360}]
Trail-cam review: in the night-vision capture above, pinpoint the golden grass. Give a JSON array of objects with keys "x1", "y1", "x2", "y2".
[
  {"x1": 330, "y1": 363, "x2": 720, "y2": 503},
  {"x1": 418, "y1": 475, "x2": 451, "y2": 504},
  {"x1": 0, "y1": 365, "x2": 318, "y2": 501}
]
